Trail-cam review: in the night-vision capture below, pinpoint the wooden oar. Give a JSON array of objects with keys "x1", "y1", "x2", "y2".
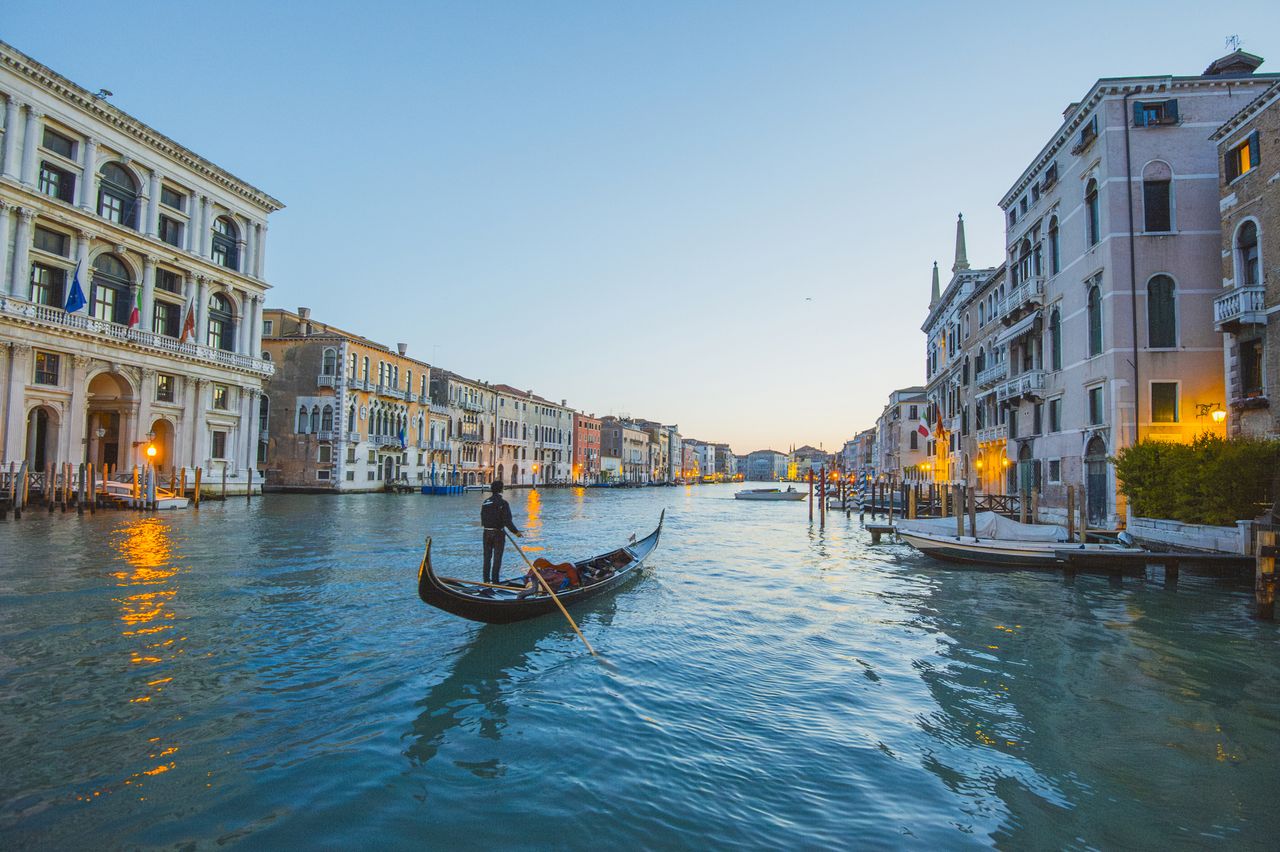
[{"x1": 506, "y1": 531, "x2": 598, "y2": 659}]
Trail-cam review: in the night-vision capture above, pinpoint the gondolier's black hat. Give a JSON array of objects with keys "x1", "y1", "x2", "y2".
[{"x1": 491, "y1": 480, "x2": 504, "y2": 493}]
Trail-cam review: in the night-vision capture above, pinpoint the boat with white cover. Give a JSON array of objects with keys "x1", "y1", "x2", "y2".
[
  {"x1": 735, "y1": 487, "x2": 806, "y2": 502},
  {"x1": 895, "y1": 511, "x2": 1144, "y2": 567}
]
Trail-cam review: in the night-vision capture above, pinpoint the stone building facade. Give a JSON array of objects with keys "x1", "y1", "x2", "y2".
[
  {"x1": 429, "y1": 370, "x2": 495, "y2": 486},
  {"x1": 873, "y1": 388, "x2": 927, "y2": 481},
  {"x1": 0, "y1": 41, "x2": 280, "y2": 492},
  {"x1": 994, "y1": 50, "x2": 1277, "y2": 526},
  {"x1": 1213, "y1": 79, "x2": 1280, "y2": 437},
  {"x1": 260, "y1": 308, "x2": 442, "y2": 491}
]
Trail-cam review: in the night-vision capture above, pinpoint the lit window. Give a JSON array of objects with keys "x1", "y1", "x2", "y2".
[
  {"x1": 34, "y1": 351, "x2": 60, "y2": 385},
  {"x1": 1226, "y1": 132, "x2": 1260, "y2": 182},
  {"x1": 212, "y1": 384, "x2": 229, "y2": 410},
  {"x1": 156, "y1": 374, "x2": 175, "y2": 403}
]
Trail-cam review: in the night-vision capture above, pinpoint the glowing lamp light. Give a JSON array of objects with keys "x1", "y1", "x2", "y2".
[
  {"x1": 1002, "y1": 457, "x2": 1010, "y2": 468},
  {"x1": 145, "y1": 444, "x2": 157, "y2": 459},
  {"x1": 1211, "y1": 409, "x2": 1226, "y2": 424},
  {"x1": 975, "y1": 459, "x2": 983, "y2": 470}
]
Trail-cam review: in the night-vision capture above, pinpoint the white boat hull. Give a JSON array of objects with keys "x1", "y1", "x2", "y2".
[
  {"x1": 897, "y1": 529, "x2": 1144, "y2": 568},
  {"x1": 735, "y1": 490, "x2": 806, "y2": 501}
]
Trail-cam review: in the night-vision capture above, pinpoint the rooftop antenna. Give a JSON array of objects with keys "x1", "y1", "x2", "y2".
[{"x1": 1225, "y1": 35, "x2": 1241, "y2": 52}]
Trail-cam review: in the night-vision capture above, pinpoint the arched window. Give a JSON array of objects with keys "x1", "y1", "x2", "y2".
[
  {"x1": 97, "y1": 163, "x2": 138, "y2": 228},
  {"x1": 321, "y1": 405, "x2": 334, "y2": 432},
  {"x1": 309, "y1": 405, "x2": 320, "y2": 433},
  {"x1": 207, "y1": 293, "x2": 235, "y2": 351},
  {"x1": 1143, "y1": 162, "x2": 1172, "y2": 232},
  {"x1": 90, "y1": 253, "x2": 132, "y2": 324},
  {"x1": 1087, "y1": 284, "x2": 1102, "y2": 357},
  {"x1": 297, "y1": 406, "x2": 308, "y2": 433},
  {"x1": 1147, "y1": 275, "x2": 1177, "y2": 348},
  {"x1": 1049, "y1": 307, "x2": 1062, "y2": 370},
  {"x1": 418, "y1": 415, "x2": 425, "y2": 441},
  {"x1": 976, "y1": 348, "x2": 986, "y2": 373},
  {"x1": 978, "y1": 302, "x2": 985, "y2": 326},
  {"x1": 1048, "y1": 216, "x2": 1060, "y2": 275},
  {"x1": 348, "y1": 405, "x2": 356, "y2": 432},
  {"x1": 1237, "y1": 221, "x2": 1260, "y2": 288},
  {"x1": 259, "y1": 395, "x2": 270, "y2": 433},
  {"x1": 321, "y1": 347, "x2": 337, "y2": 376},
  {"x1": 362, "y1": 356, "x2": 370, "y2": 381},
  {"x1": 1085, "y1": 179, "x2": 1100, "y2": 246},
  {"x1": 211, "y1": 216, "x2": 239, "y2": 270}
]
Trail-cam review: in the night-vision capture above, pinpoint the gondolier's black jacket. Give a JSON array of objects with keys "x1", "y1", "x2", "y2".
[{"x1": 481, "y1": 494, "x2": 521, "y2": 534}]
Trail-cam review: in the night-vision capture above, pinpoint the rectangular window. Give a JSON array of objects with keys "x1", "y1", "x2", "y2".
[
  {"x1": 1048, "y1": 459, "x2": 1062, "y2": 484},
  {"x1": 318, "y1": 445, "x2": 332, "y2": 463},
  {"x1": 1133, "y1": 99, "x2": 1178, "y2": 127},
  {"x1": 99, "y1": 192, "x2": 125, "y2": 224},
  {"x1": 367, "y1": 471, "x2": 376, "y2": 480},
  {"x1": 1088, "y1": 386, "x2": 1104, "y2": 425},
  {"x1": 1033, "y1": 403, "x2": 1043, "y2": 435},
  {"x1": 1009, "y1": 408, "x2": 1019, "y2": 439},
  {"x1": 1049, "y1": 398, "x2": 1061, "y2": 433},
  {"x1": 317, "y1": 469, "x2": 331, "y2": 481},
  {"x1": 42, "y1": 127, "x2": 77, "y2": 158},
  {"x1": 159, "y1": 215, "x2": 184, "y2": 247},
  {"x1": 153, "y1": 301, "x2": 180, "y2": 338},
  {"x1": 30, "y1": 264, "x2": 66, "y2": 306},
  {"x1": 39, "y1": 162, "x2": 76, "y2": 203},
  {"x1": 347, "y1": 447, "x2": 356, "y2": 463},
  {"x1": 91, "y1": 284, "x2": 116, "y2": 323},
  {"x1": 34, "y1": 351, "x2": 59, "y2": 385},
  {"x1": 346, "y1": 470, "x2": 355, "y2": 481},
  {"x1": 1144, "y1": 181, "x2": 1171, "y2": 232},
  {"x1": 1226, "y1": 131, "x2": 1261, "y2": 182},
  {"x1": 211, "y1": 431, "x2": 227, "y2": 459},
  {"x1": 156, "y1": 373, "x2": 175, "y2": 403},
  {"x1": 1151, "y1": 382, "x2": 1178, "y2": 423},
  {"x1": 34, "y1": 226, "x2": 70, "y2": 257},
  {"x1": 156, "y1": 269, "x2": 182, "y2": 294},
  {"x1": 368, "y1": 450, "x2": 376, "y2": 463},
  {"x1": 909, "y1": 431, "x2": 918, "y2": 450},
  {"x1": 160, "y1": 186, "x2": 185, "y2": 210},
  {"x1": 212, "y1": 383, "x2": 229, "y2": 410},
  {"x1": 263, "y1": 319, "x2": 274, "y2": 337},
  {"x1": 1240, "y1": 339, "x2": 1263, "y2": 396}
]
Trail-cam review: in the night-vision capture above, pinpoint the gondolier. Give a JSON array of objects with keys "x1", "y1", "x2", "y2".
[{"x1": 481, "y1": 480, "x2": 521, "y2": 584}]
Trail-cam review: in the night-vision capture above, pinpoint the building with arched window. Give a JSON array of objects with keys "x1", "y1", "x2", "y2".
[
  {"x1": 0, "y1": 41, "x2": 281, "y2": 493},
  {"x1": 258, "y1": 307, "x2": 444, "y2": 491},
  {"x1": 1212, "y1": 80, "x2": 1279, "y2": 438},
  {"x1": 990, "y1": 48, "x2": 1275, "y2": 526}
]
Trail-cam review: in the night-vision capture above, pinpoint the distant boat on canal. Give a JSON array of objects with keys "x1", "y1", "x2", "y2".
[{"x1": 734, "y1": 487, "x2": 805, "y2": 502}]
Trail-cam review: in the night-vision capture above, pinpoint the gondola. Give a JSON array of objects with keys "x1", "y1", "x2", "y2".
[{"x1": 416, "y1": 511, "x2": 664, "y2": 624}]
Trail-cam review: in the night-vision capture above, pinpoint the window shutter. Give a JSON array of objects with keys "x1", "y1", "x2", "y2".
[
  {"x1": 1133, "y1": 101, "x2": 1146, "y2": 126},
  {"x1": 1226, "y1": 148, "x2": 1239, "y2": 182},
  {"x1": 1164, "y1": 99, "x2": 1179, "y2": 123},
  {"x1": 1249, "y1": 131, "x2": 1261, "y2": 168}
]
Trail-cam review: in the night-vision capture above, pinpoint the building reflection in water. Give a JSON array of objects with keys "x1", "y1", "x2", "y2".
[{"x1": 76, "y1": 517, "x2": 185, "y2": 803}]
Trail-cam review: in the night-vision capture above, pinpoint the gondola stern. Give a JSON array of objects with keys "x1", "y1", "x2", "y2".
[{"x1": 417, "y1": 536, "x2": 435, "y2": 603}]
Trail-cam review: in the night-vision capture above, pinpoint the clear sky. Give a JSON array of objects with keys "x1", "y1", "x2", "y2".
[{"x1": 5, "y1": 2, "x2": 1278, "y2": 452}]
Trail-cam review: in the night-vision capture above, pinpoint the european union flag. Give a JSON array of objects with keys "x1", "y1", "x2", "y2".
[{"x1": 64, "y1": 259, "x2": 87, "y2": 314}]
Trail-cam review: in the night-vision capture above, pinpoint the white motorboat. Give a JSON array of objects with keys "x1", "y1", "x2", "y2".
[
  {"x1": 100, "y1": 479, "x2": 191, "y2": 510},
  {"x1": 895, "y1": 511, "x2": 1144, "y2": 568},
  {"x1": 735, "y1": 487, "x2": 806, "y2": 502}
]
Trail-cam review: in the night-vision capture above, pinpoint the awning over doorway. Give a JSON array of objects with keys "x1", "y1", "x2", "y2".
[{"x1": 994, "y1": 312, "x2": 1039, "y2": 347}]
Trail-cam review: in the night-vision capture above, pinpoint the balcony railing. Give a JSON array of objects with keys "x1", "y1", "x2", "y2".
[
  {"x1": 349, "y1": 377, "x2": 373, "y2": 392},
  {"x1": 429, "y1": 402, "x2": 449, "y2": 415},
  {"x1": 1214, "y1": 286, "x2": 1266, "y2": 331},
  {"x1": 459, "y1": 460, "x2": 479, "y2": 469},
  {"x1": 317, "y1": 374, "x2": 336, "y2": 387},
  {"x1": 456, "y1": 430, "x2": 483, "y2": 443},
  {"x1": 426, "y1": 439, "x2": 451, "y2": 451},
  {"x1": 371, "y1": 435, "x2": 403, "y2": 448},
  {"x1": 460, "y1": 399, "x2": 484, "y2": 412},
  {"x1": 996, "y1": 369, "x2": 1046, "y2": 402},
  {"x1": 975, "y1": 361, "x2": 1008, "y2": 389},
  {"x1": 348, "y1": 432, "x2": 364, "y2": 443},
  {"x1": 317, "y1": 430, "x2": 335, "y2": 441},
  {"x1": 1000, "y1": 275, "x2": 1044, "y2": 317},
  {"x1": 1, "y1": 295, "x2": 274, "y2": 375},
  {"x1": 975, "y1": 424, "x2": 1008, "y2": 444}
]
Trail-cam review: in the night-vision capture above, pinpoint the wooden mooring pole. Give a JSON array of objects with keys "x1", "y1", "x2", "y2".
[
  {"x1": 194, "y1": 467, "x2": 203, "y2": 508},
  {"x1": 1257, "y1": 529, "x2": 1278, "y2": 620},
  {"x1": 954, "y1": 484, "x2": 964, "y2": 537},
  {"x1": 1066, "y1": 486, "x2": 1076, "y2": 542},
  {"x1": 967, "y1": 486, "x2": 977, "y2": 537},
  {"x1": 908, "y1": 486, "x2": 917, "y2": 520},
  {"x1": 247, "y1": 466, "x2": 253, "y2": 501}
]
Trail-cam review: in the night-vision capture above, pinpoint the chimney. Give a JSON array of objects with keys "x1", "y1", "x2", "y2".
[
  {"x1": 297, "y1": 307, "x2": 311, "y2": 336},
  {"x1": 397, "y1": 342, "x2": 407, "y2": 356}
]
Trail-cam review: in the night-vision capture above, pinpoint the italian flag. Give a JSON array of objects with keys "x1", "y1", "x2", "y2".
[{"x1": 128, "y1": 286, "x2": 142, "y2": 328}]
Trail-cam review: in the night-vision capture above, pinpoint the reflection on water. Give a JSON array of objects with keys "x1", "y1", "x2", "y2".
[{"x1": 1, "y1": 486, "x2": 1278, "y2": 849}]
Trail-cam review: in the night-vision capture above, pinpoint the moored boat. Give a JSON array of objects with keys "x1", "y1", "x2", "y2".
[
  {"x1": 735, "y1": 487, "x2": 805, "y2": 502},
  {"x1": 895, "y1": 511, "x2": 1145, "y2": 568},
  {"x1": 416, "y1": 511, "x2": 663, "y2": 624}
]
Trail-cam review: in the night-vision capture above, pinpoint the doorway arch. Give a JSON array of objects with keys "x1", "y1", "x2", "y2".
[
  {"x1": 1085, "y1": 437, "x2": 1108, "y2": 526},
  {"x1": 148, "y1": 418, "x2": 175, "y2": 471},
  {"x1": 86, "y1": 371, "x2": 135, "y2": 470},
  {"x1": 25, "y1": 405, "x2": 60, "y2": 471}
]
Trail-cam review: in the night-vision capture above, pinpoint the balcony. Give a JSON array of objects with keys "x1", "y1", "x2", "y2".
[
  {"x1": 976, "y1": 424, "x2": 1008, "y2": 444},
  {"x1": 349, "y1": 377, "x2": 373, "y2": 392},
  {"x1": 456, "y1": 430, "x2": 483, "y2": 443},
  {"x1": 996, "y1": 370, "x2": 1046, "y2": 402},
  {"x1": 460, "y1": 399, "x2": 484, "y2": 413},
  {"x1": 426, "y1": 439, "x2": 451, "y2": 451},
  {"x1": 372, "y1": 435, "x2": 403, "y2": 449},
  {"x1": 1000, "y1": 275, "x2": 1044, "y2": 318},
  {"x1": 1214, "y1": 286, "x2": 1267, "y2": 331},
  {"x1": 317, "y1": 430, "x2": 335, "y2": 441},
  {"x1": 975, "y1": 361, "x2": 1009, "y2": 389},
  {"x1": 317, "y1": 374, "x2": 336, "y2": 388},
  {"x1": 1, "y1": 295, "x2": 274, "y2": 376},
  {"x1": 429, "y1": 402, "x2": 449, "y2": 415},
  {"x1": 348, "y1": 432, "x2": 363, "y2": 443},
  {"x1": 459, "y1": 460, "x2": 478, "y2": 469}
]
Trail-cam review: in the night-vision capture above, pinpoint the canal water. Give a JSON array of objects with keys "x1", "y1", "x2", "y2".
[{"x1": 1, "y1": 484, "x2": 1278, "y2": 849}]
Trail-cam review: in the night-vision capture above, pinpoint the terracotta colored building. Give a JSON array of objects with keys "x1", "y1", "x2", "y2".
[{"x1": 572, "y1": 412, "x2": 601, "y2": 483}]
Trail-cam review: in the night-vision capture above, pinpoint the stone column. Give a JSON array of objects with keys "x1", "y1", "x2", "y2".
[
  {"x1": 136, "y1": 368, "x2": 155, "y2": 470},
  {"x1": 146, "y1": 169, "x2": 161, "y2": 237},
  {"x1": 11, "y1": 208, "x2": 35, "y2": 300},
  {"x1": 200, "y1": 197, "x2": 213, "y2": 256},
  {"x1": 251, "y1": 295, "x2": 264, "y2": 355},
  {"x1": 236, "y1": 386, "x2": 252, "y2": 475},
  {"x1": 4, "y1": 343, "x2": 31, "y2": 462},
  {"x1": 255, "y1": 223, "x2": 267, "y2": 278},
  {"x1": 195, "y1": 276, "x2": 209, "y2": 346},
  {"x1": 140, "y1": 255, "x2": 156, "y2": 331},
  {"x1": 65, "y1": 355, "x2": 91, "y2": 464},
  {"x1": 19, "y1": 106, "x2": 41, "y2": 186},
  {"x1": 242, "y1": 218, "x2": 255, "y2": 278},
  {"x1": 0, "y1": 200, "x2": 11, "y2": 297},
  {"x1": 79, "y1": 136, "x2": 98, "y2": 211},
  {"x1": 246, "y1": 388, "x2": 261, "y2": 475},
  {"x1": 232, "y1": 289, "x2": 246, "y2": 355},
  {"x1": 236, "y1": 229, "x2": 248, "y2": 276},
  {"x1": 1, "y1": 96, "x2": 21, "y2": 179},
  {"x1": 188, "y1": 194, "x2": 204, "y2": 255}
]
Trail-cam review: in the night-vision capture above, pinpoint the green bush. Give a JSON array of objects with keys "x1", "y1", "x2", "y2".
[{"x1": 1114, "y1": 436, "x2": 1280, "y2": 526}]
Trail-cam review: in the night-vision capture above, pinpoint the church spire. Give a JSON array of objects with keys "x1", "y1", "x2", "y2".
[
  {"x1": 929, "y1": 261, "x2": 940, "y2": 307},
  {"x1": 952, "y1": 212, "x2": 969, "y2": 273}
]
